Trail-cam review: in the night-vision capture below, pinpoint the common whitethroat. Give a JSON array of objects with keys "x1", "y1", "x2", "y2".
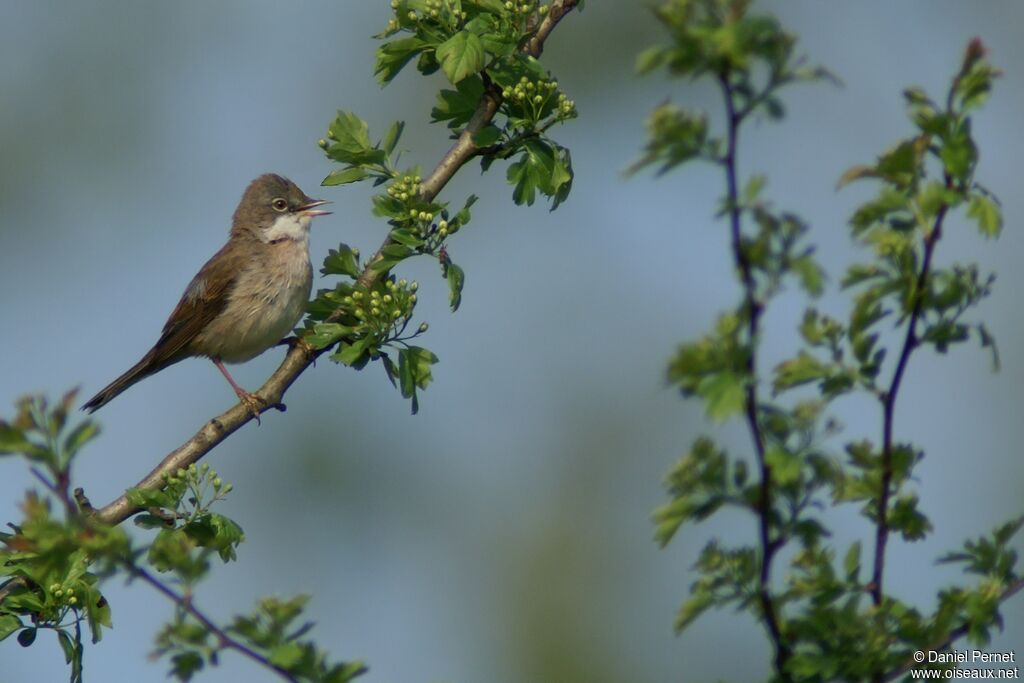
[{"x1": 82, "y1": 174, "x2": 330, "y2": 416}]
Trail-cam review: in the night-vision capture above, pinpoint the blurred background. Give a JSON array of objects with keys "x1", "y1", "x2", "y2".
[{"x1": 2, "y1": 2, "x2": 1022, "y2": 681}]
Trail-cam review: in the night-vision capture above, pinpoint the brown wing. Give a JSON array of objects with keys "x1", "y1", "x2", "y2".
[
  {"x1": 82, "y1": 240, "x2": 247, "y2": 412},
  {"x1": 145, "y1": 240, "x2": 246, "y2": 367}
]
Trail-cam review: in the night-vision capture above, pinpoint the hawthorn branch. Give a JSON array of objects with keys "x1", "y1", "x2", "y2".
[
  {"x1": 125, "y1": 562, "x2": 302, "y2": 683},
  {"x1": 882, "y1": 575, "x2": 1024, "y2": 682},
  {"x1": 718, "y1": 74, "x2": 791, "y2": 677},
  {"x1": 870, "y1": 176, "x2": 952, "y2": 607},
  {"x1": 92, "y1": 0, "x2": 581, "y2": 527}
]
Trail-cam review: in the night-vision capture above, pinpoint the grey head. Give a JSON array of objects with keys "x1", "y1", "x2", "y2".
[{"x1": 230, "y1": 173, "x2": 329, "y2": 242}]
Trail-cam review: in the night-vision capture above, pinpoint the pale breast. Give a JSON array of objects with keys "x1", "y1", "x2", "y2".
[{"x1": 193, "y1": 241, "x2": 312, "y2": 363}]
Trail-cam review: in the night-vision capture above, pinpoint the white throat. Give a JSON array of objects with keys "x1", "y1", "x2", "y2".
[{"x1": 262, "y1": 212, "x2": 312, "y2": 244}]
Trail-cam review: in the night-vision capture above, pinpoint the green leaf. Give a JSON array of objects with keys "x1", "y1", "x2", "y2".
[
  {"x1": 455, "y1": 194, "x2": 478, "y2": 225},
  {"x1": 636, "y1": 45, "x2": 669, "y2": 75},
  {"x1": 381, "y1": 353, "x2": 398, "y2": 389},
  {"x1": 889, "y1": 495, "x2": 932, "y2": 541},
  {"x1": 57, "y1": 628, "x2": 76, "y2": 664},
  {"x1": 630, "y1": 104, "x2": 709, "y2": 176},
  {"x1": 375, "y1": 36, "x2": 429, "y2": 84},
  {"x1": 381, "y1": 243, "x2": 414, "y2": 261},
  {"x1": 133, "y1": 513, "x2": 171, "y2": 530},
  {"x1": 764, "y1": 447, "x2": 801, "y2": 486},
  {"x1": 17, "y1": 628, "x2": 36, "y2": 647},
  {"x1": 977, "y1": 323, "x2": 1000, "y2": 371},
  {"x1": 472, "y1": 124, "x2": 501, "y2": 147},
  {"x1": 699, "y1": 372, "x2": 745, "y2": 422},
  {"x1": 435, "y1": 30, "x2": 485, "y2": 84},
  {"x1": 967, "y1": 194, "x2": 1002, "y2": 238},
  {"x1": 0, "y1": 615, "x2": 22, "y2": 642},
  {"x1": 304, "y1": 323, "x2": 348, "y2": 350},
  {"x1": 170, "y1": 651, "x2": 204, "y2": 682},
  {"x1": 334, "y1": 336, "x2": 375, "y2": 367},
  {"x1": 507, "y1": 139, "x2": 560, "y2": 207},
  {"x1": 321, "y1": 244, "x2": 362, "y2": 278},
  {"x1": 328, "y1": 111, "x2": 372, "y2": 153},
  {"x1": 445, "y1": 263, "x2": 465, "y2": 312},
  {"x1": 322, "y1": 167, "x2": 369, "y2": 186},
  {"x1": 388, "y1": 229, "x2": 425, "y2": 248},
  {"x1": 371, "y1": 193, "x2": 405, "y2": 219},
  {"x1": 791, "y1": 254, "x2": 825, "y2": 296},
  {"x1": 398, "y1": 346, "x2": 439, "y2": 414},
  {"x1": 62, "y1": 420, "x2": 100, "y2": 459},
  {"x1": 381, "y1": 120, "x2": 404, "y2": 156},
  {"x1": 208, "y1": 513, "x2": 245, "y2": 562},
  {"x1": 269, "y1": 643, "x2": 306, "y2": 669},
  {"x1": 654, "y1": 438, "x2": 730, "y2": 546},
  {"x1": 431, "y1": 75, "x2": 484, "y2": 128},
  {"x1": 125, "y1": 487, "x2": 176, "y2": 510},
  {"x1": 843, "y1": 541, "x2": 862, "y2": 582}
]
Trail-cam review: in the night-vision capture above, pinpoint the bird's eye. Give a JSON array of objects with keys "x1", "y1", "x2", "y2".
[{"x1": 271, "y1": 198, "x2": 288, "y2": 212}]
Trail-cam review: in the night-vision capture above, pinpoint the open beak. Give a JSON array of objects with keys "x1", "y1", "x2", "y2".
[{"x1": 299, "y1": 198, "x2": 332, "y2": 217}]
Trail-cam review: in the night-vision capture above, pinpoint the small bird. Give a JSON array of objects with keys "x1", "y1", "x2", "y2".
[{"x1": 82, "y1": 174, "x2": 330, "y2": 416}]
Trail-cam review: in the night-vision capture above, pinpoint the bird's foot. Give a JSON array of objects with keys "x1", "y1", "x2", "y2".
[
  {"x1": 234, "y1": 390, "x2": 286, "y2": 425},
  {"x1": 236, "y1": 391, "x2": 266, "y2": 423}
]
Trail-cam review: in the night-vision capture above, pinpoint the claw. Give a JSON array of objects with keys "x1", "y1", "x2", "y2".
[{"x1": 237, "y1": 391, "x2": 267, "y2": 424}]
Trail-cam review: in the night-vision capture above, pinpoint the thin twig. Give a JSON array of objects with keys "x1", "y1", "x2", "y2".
[
  {"x1": 718, "y1": 74, "x2": 791, "y2": 677},
  {"x1": 124, "y1": 562, "x2": 300, "y2": 683},
  {"x1": 91, "y1": 0, "x2": 580, "y2": 527},
  {"x1": 870, "y1": 176, "x2": 952, "y2": 607}
]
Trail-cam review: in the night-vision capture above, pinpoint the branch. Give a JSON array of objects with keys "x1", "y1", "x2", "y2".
[
  {"x1": 882, "y1": 575, "x2": 1024, "y2": 682},
  {"x1": 92, "y1": 0, "x2": 581, "y2": 527},
  {"x1": 870, "y1": 176, "x2": 952, "y2": 606},
  {"x1": 125, "y1": 562, "x2": 301, "y2": 683},
  {"x1": 718, "y1": 75, "x2": 791, "y2": 677}
]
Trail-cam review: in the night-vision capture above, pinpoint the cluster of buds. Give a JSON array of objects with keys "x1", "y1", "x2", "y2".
[
  {"x1": 501, "y1": 76, "x2": 576, "y2": 124},
  {"x1": 161, "y1": 462, "x2": 232, "y2": 514},
  {"x1": 48, "y1": 583, "x2": 79, "y2": 608},
  {"x1": 423, "y1": 0, "x2": 468, "y2": 21},
  {"x1": 343, "y1": 278, "x2": 423, "y2": 338},
  {"x1": 385, "y1": 172, "x2": 452, "y2": 237},
  {"x1": 386, "y1": 172, "x2": 423, "y2": 203},
  {"x1": 556, "y1": 92, "x2": 576, "y2": 116},
  {"x1": 423, "y1": 210, "x2": 463, "y2": 246},
  {"x1": 387, "y1": 0, "x2": 468, "y2": 33},
  {"x1": 504, "y1": 1, "x2": 548, "y2": 15}
]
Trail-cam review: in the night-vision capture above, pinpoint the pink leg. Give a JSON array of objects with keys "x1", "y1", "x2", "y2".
[
  {"x1": 212, "y1": 358, "x2": 266, "y2": 420},
  {"x1": 212, "y1": 358, "x2": 250, "y2": 399}
]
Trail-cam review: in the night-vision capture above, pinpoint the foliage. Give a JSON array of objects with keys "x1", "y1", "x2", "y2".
[
  {"x1": 1, "y1": 2, "x2": 581, "y2": 681},
  {"x1": 0, "y1": 394, "x2": 364, "y2": 683},
  {"x1": 311, "y1": 0, "x2": 579, "y2": 413},
  {"x1": 639, "y1": 1, "x2": 1017, "y2": 680}
]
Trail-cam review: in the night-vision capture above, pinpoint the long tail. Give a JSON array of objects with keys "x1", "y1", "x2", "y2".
[{"x1": 81, "y1": 352, "x2": 173, "y2": 413}]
